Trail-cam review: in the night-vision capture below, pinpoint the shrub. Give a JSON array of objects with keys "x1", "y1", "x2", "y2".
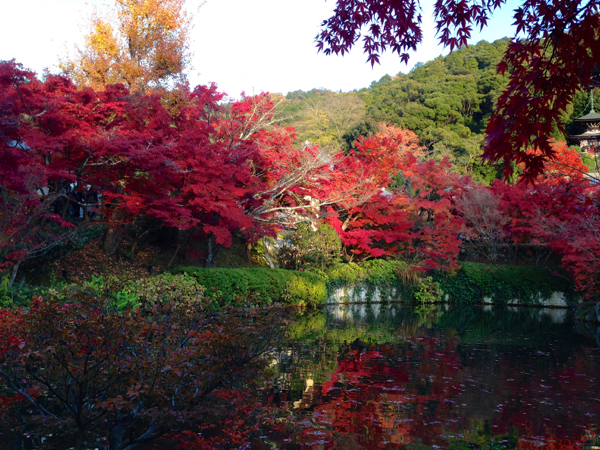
[
  {"x1": 312, "y1": 259, "x2": 413, "y2": 303},
  {"x1": 413, "y1": 276, "x2": 443, "y2": 314},
  {"x1": 1, "y1": 278, "x2": 73, "y2": 308},
  {"x1": 2, "y1": 272, "x2": 207, "y2": 312},
  {"x1": 313, "y1": 262, "x2": 364, "y2": 284},
  {"x1": 316, "y1": 260, "x2": 408, "y2": 285},
  {"x1": 287, "y1": 272, "x2": 328, "y2": 307},
  {"x1": 0, "y1": 275, "x2": 9, "y2": 307},
  {"x1": 70, "y1": 224, "x2": 106, "y2": 249},
  {"x1": 124, "y1": 273, "x2": 206, "y2": 309},
  {"x1": 394, "y1": 263, "x2": 420, "y2": 286},
  {"x1": 0, "y1": 293, "x2": 287, "y2": 449},
  {"x1": 278, "y1": 222, "x2": 342, "y2": 270}
]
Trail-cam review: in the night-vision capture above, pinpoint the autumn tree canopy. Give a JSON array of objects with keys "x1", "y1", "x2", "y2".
[
  {"x1": 61, "y1": 0, "x2": 194, "y2": 91},
  {"x1": 316, "y1": 0, "x2": 600, "y2": 181},
  {"x1": 2, "y1": 57, "x2": 599, "y2": 294}
]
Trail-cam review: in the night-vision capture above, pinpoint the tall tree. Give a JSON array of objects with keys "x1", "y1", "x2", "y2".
[
  {"x1": 286, "y1": 92, "x2": 366, "y2": 148},
  {"x1": 316, "y1": 0, "x2": 600, "y2": 180},
  {"x1": 61, "y1": 0, "x2": 194, "y2": 91}
]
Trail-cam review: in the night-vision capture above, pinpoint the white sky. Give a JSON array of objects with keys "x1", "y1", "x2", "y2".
[{"x1": 0, "y1": 0, "x2": 519, "y2": 98}]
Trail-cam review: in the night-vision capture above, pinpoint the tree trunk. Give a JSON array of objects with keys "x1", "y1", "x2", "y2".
[
  {"x1": 8, "y1": 260, "x2": 22, "y2": 288},
  {"x1": 167, "y1": 243, "x2": 181, "y2": 269},
  {"x1": 130, "y1": 229, "x2": 151, "y2": 261},
  {"x1": 130, "y1": 238, "x2": 139, "y2": 261},
  {"x1": 261, "y1": 237, "x2": 276, "y2": 269},
  {"x1": 61, "y1": 195, "x2": 70, "y2": 220},
  {"x1": 205, "y1": 235, "x2": 220, "y2": 268},
  {"x1": 102, "y1": 227, "x2": 124, "y2": 258},
  {"x1": 246, "y1": 241, "x2": 253, "y2": 264}
]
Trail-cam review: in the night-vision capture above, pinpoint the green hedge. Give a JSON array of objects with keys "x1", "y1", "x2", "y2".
[
  {"x1": 172, "y1": 266, "x2": 327, "y2": 308},
  {"x1": 174, "y1": 260, "x2": 411, "y2": 308},
  {"x1": 314, "y1": 260, "x2": 407, "y2": 284},
  {"x1": 174, "y1": 261, "x2": 576, "y2": 308},
  {"x1": 434, "y1": 262, "x2": 577, "y2": 305}
]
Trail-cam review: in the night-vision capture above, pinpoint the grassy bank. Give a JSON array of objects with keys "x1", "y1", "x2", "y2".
[
  {"x1": 174, "y1": 261, "x2": 579, "y2": 308},
  {"x1": 2, "y1": 260, "x2": 580, "y2": 309}
]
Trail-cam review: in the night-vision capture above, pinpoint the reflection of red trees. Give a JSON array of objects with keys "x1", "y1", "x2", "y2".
[
  {"x1": 291, "y1": 338, "x2": 600, "y2": 449},
  {"x1": 488, "y1": 347, "x2": 600, "y2": 450},
  {"x1": 518, "y1": 440, "x2": 588, "y2": 450},
  {"x1": 295, "y1": 338, "x2": 464, "y2": 448}
]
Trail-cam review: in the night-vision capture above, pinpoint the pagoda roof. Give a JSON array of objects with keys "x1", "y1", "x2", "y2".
[
  {"x1": 575, "y1": 109, "x2": 600, "y2": 122},
  {"x1": 571, "y1": 129, "x2": 600, "y2": 140}
]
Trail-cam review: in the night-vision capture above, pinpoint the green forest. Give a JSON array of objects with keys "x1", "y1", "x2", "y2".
[{"x1": 278, "y1": 38, "x2": 596, "y2": 182}]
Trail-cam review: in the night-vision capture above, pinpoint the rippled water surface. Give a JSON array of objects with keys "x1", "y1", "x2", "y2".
[{"x1": 271, "y1": 304, "x2": 600, "y2": 449}]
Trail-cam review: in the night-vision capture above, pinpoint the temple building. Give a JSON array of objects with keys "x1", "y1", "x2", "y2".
[{"x1": 570, "y1": 91, "x2": 600, "y2": 153}]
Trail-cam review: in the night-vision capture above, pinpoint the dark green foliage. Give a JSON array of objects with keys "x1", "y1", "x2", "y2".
[
  {"x1": 280, "y1": 40, "x2": 522, "y2": 181},
  {"x1": 579, "y1": 149, "x2": 599, "y2": 172},
  {"x1": 0, "y1": 275, "x2": 9, "y2": 307},
  {"x1": 564, "y1": 87, "x2": 600, "y2": 137},
  {"x1": 278, "y1": 40, "x2": 522, "y2": 180},
  {"x1": 434, "y1": 262, "x2": 577, "y2": 305},
  {"x1": 285, "y1": 88, "x2": 335, "y2": 102},
  {"x1": 2, "y1": 283, "x2": 45, "y2": 307},
  {"x1": 121, "y1": 273, "x2": 205, "y2": 309},
  {"x1": 278, "y1": 89, "x2": 366, "y2": 148},
  {"x1": 0, "y1": 278, "x2": 73, "y2": 308},
  {"x1": 175, "y1": 260, "x2": 413, "y2": 308},
  {"x1": 71, "y1": 224, "x2": 106, "y2": 249},
  {"x1": 176, "y1": 260, "x2": 577, "y2": 308},
  {"x1": 356, "y1": 39, "x2": 511, "y2": 179},
  {"x1": 342, "y1": 118, "x2": 378, "y2": 150},
  {"x1": 172, "y1": 266, "x2": 328, "y2": 307}
]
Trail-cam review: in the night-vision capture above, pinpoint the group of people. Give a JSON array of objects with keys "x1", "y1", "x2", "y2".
[{"x1": 51, "y1": 187, "x2": 101, "y2": 221}]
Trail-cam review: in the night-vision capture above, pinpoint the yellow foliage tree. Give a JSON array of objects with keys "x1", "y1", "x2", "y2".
[
  {"x1": 61, "y1": 0, "x2": 194, "y2": 91},
  {"x1": 291, "y1": 92, "x2": 366, "y2": 148}
]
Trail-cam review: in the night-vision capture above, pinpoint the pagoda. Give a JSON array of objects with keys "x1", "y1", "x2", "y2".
[{"x1": 570, "y1": 91, "x2": 600, "y2": 153}]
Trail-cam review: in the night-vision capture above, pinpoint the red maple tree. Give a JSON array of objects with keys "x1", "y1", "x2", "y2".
[
  {"x1": 327, "y1": 129, "x2": 464, "y2": 268},
  {"x1": 485, "y1": 146, "x2": 599, "y2": 295}
]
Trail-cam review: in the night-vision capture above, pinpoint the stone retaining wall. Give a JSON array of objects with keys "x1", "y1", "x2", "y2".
[
  {"x1": 326, "y1": 283, "x2": 406, "y2": 304},
  {"x1": 326, "y1": 282, "x2": 577, "y2": 308},
  {"x1": 479, "y1": 291, "x2": 571, "y2": 308}
]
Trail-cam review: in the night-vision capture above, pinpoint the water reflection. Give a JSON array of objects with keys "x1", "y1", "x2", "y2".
[{"x1": 272, "y1": 304, "x2": 600, "y2": 449}]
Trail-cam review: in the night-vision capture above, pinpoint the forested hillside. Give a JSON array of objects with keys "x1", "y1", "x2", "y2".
[
  {"x1": 359, "y1": 39, "x2": 509, "y2": 176},
  {"x1": 278, "y1": 39, "x2": 593, "y2": 182}
]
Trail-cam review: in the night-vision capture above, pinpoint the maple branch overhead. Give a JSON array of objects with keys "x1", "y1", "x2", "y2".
[{"x1": 316, "y1": 0, "x2": 600, "y2": 180}]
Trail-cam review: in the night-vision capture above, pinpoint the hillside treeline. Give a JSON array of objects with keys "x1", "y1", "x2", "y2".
[{"x1": 278, "y1": 39, "x2": 593, "y2": 182}]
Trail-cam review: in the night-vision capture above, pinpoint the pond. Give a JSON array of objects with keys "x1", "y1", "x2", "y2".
[{"x1": 270, "y1": 303, "x2": 600, "y2": 449}]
